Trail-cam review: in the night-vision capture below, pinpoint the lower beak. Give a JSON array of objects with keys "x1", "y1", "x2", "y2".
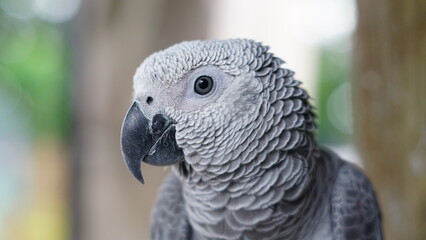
[{"x1": 120, "y1": 102, "x2": 184, "y2": 184}]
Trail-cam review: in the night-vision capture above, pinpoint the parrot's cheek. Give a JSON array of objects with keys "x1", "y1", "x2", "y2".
[{"x1": 120, "y1": 102, "x2": 184, "y2": 184}]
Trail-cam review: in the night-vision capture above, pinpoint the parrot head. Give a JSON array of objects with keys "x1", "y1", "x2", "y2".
[{"x1": 121, "y1": 39, "x2": 315, "y2": 183}]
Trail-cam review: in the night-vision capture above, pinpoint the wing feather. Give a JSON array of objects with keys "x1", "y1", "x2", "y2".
[
  {"x1": 331, "y1": 164, "x2": 383, "y2": 240},
  {"x1": 151, "y1": 173, "x2": 194, "y2": 240}
]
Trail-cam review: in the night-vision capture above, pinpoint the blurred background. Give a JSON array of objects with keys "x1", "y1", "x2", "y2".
[{"x1": 0, "y1": 0, "x2": 424, "y2": 240}]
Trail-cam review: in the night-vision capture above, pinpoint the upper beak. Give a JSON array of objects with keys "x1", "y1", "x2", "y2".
[{"x1": 120, "y1": 102, "x2": 184, "y2": 184}]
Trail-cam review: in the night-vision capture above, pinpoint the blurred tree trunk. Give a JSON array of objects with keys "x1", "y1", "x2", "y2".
[
  {"x1": 354, "y1": 1, "x2": 426, "y2": 239},
  {"x1": 71, "y1": 1, "x2": 210, "y2": 240}
]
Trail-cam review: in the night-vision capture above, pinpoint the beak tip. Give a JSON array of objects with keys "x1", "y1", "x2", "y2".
[
  {"x1": 124, "y1": 156, "x2": 145, "y2": 184},
  {"x1": 135, "y1": 172, "x2": 145, "y2": 184}
]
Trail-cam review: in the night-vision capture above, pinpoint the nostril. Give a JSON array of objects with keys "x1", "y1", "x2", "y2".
[{"x1": 146, "y1": 96, "x2": 153, "y2": 105}]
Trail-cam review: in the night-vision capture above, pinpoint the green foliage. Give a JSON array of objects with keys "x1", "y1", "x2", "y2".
[
  {"x1": 316, "y1": 39, "x2": 353, "y2": 144},
  {"x1": 0, "y1": 15, "x2": 70, "y2": 139}
]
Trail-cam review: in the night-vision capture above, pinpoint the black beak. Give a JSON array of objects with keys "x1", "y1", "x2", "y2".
[{"x1": 120, "y1": 102, "x2": 184, "y2": 184}]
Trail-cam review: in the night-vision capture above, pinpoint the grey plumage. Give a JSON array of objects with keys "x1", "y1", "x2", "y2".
[{"x1": 122, "y1": 39, "x2": 383, "y2": 240}]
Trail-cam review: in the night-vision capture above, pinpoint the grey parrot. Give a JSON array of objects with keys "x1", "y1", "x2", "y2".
[{"x1": 120, "y1": 39, "x2": 383, "y2": 240}]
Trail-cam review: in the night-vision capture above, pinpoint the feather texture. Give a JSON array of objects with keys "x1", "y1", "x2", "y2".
[
  {"x1": 331, "y1": 161, "x2": 383, "y2": 240},
  {"x1": 131, "y1": 39, "x2": 383, "y2": 240}
]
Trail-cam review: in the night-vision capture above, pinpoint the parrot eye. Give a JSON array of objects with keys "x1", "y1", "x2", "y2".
[{"x1": 194, "y1": 75, "x2": 214, "y2": 95}]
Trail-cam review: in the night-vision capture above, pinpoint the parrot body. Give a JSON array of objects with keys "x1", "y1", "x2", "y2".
[
  {"x1": 152, "y1": 150, "x2": 381, "y2": 240},
  {"x1": 120, "y1": 39, "x2": 383, "y2": 240}
]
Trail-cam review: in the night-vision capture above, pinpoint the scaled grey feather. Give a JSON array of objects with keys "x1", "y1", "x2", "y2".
[
  {"x1": 331, "y1": 158, "x2": 383, "y2": 240},
  {"x1": 130, "y1": 39, "x2": 383, "y2": 240},
  {"x1": 151, "y1": 174, "x2": 191, "y2": 240}
]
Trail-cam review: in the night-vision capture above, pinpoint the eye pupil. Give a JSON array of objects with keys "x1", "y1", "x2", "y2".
[
  {"x1": 194, "y1": 76, "x2": 213, "y2": 95},
  {"x1": 198, "y1": 79, "x2": 209, "y2": 89}
]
